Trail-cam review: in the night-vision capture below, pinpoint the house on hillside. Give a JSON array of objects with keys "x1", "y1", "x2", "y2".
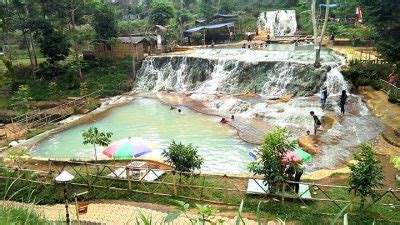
[{"x1": 93, "y1": 35, "x2": 160, "y2": 60}]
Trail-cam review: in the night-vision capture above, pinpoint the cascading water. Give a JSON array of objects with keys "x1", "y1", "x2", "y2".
[
  {"x1": 136, "y1": 46, "x2": 346, "y2": 97},
  {"x1": 257, "y1": 10, "x2": 297, "y2": 36},
  {"x1": 136, "y1": 45, "x2": 385, "y2": 171}
]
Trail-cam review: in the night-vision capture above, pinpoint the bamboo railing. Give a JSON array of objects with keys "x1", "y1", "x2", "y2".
[
  {"x1": 0, "y1": 161, "x2": 398, "y2": 216},
  {"x1": 4, "y1": 91, "x2": 101, "y2": 141}
]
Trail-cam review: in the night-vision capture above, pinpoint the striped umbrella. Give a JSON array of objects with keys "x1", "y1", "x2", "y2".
[{"x1": 102, "y1": 137, "x2": 156, "y2": 159}]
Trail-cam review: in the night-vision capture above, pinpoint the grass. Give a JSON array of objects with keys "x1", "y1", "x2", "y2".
[
  {"x1": 0, "y1": 204, "x2": 49, "y2": 224},
  {"x1": 0, "y1": 57, "x2": 135, "y2": 116},
  {"x1": 24, "y1": 125, "x2": 57, "y2": 140},
  {"x1": 0, "y1": 164, "x2": 398, "y2": 225}
]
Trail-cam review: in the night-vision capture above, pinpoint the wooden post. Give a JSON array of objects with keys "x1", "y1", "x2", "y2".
[
  {"x1": 74, "y1": 193, "x2": 81, "y2": 225},
  {"x1": 84, "y1": 162, "x2": 90, "y2": 188},
  {"x1": 223, "y1": 175, "x2": 228, "y2": 202},
  {"x1": 281, "y1": 182, "x2": 286, "y2": 203},
  {"x1": 48, "y1": 159, "x2": 52, "y2": 172},
  {"x1": 25, "y1": 114, "x2": 29, "y2": 129},
  {"x1": 126, "y1": 167, "x2": 131, "y2": 190},
  {"x1": 350, "y1": 188, "x2": 355, "y2": 212},
  {"x1": 172, "y1": 172, "x2": 177, "y2": 197}
]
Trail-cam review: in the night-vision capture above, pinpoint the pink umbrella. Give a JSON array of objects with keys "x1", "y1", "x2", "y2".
[{"x1": 281, "y1": 151, "x2": 302, "y2": 163}]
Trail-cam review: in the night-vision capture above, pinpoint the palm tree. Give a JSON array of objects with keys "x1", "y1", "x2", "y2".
[{"x1": 82, "y1": 127, "x2": 113, "y2": 162}]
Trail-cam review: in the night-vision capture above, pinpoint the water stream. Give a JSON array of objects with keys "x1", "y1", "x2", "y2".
[
  {"x1": 32, "y1": 45, "x2": 385, "y2": 173},
  {"x1": 135, "y1": 45, "x2": 385, "y2": 170}
]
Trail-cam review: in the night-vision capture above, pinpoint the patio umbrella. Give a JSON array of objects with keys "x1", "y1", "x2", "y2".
[
  {"x1": 102, "y1": 137, "x2": 156, "y2": 159},
  {"x1": 249, "y1": 147, "x2": 312, "y2": 163}
]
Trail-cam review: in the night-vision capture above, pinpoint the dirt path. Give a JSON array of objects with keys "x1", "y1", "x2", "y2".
[{"x1": 376, "y1": 154, "x2": 398, "y2": 189}]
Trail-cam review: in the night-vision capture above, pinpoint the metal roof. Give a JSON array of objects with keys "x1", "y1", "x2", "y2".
[{"x1": 117, "y1": 36, "x2": 156, "y2": 44}]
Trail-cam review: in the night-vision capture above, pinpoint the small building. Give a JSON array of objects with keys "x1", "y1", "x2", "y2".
[
  {"x1": 93, "y1": 35, "x2": 159, "y2": 60},
  {"x1": 183, "y1": 22, "x2": 235, "y2": 45}
]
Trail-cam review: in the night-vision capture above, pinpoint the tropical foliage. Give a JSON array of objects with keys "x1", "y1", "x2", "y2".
[
  {"x1": 248, "y1": 126, "x2": 296, "y2": 192},
  {"x1": 82, "y1": 127, "x2": 113, "y2": 161},
  {"x1": 162, "y1": 141, "x2": 204, "y2": 175},
  {"x1": 348, "y1": 144, "x2": 384, "y2": 209}
]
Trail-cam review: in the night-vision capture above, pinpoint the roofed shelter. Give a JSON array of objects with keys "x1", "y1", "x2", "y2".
[
  {"x1": 183, "y1": 22, "x2": 235, "y2": 45},
  {"x1": 93, "y1": 35, "x2": 158, "y2": 60}
]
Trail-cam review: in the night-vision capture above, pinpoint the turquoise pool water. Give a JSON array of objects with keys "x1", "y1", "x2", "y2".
[{"x1": 31, "y1": 98, "x2": 255, "y2": 174}]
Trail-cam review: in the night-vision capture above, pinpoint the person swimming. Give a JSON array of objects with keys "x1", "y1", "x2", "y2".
[
  {"x1": 170, "y1": 105, "x2": 176, "y2": 110},
  {"x1": 178, "y1": 109, "x2": 182, "y2": 114}
]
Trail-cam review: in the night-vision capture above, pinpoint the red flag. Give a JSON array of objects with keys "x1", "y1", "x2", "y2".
[{"x1": 356, "y1": 5, "x2": 363, "y2": 22}]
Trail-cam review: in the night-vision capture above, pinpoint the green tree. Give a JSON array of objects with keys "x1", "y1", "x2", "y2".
[
  {"x1": 364, "y1": 0, "x2": 400, "y2": 63},
  {"x1": 200, "y1": 0, "x2": 215, "y2": 19},
  {"x1": 150, "y1": 0, "x2": 176, "y2": 26},
  {"x1": 248, "y1": 127, "x2": 296, "y2": 192},
  {"x1": 38, "y1": 22, "x2": 70, "y2": 64},
  {"x1": 162, "y1": 141, "x2": 204, "y2": 177},
  {"x1": 348, "y1": 144, "x2": 384, "y2": 209},
  {"x1": 48, "y1": 82, "x2": 58, "y2": 100},
  {"x1": 82, "y1": 127, "x2": 113, "y2": 162},
  {"x1": 11, "y1": 85, "x2": 32, "y2": 112},
  {"x1": 219, "y1": 0, "x2": 234, "y2": 14},
  {"x1": 93, "y1": 4, "x2": 118, "y2": 40}
]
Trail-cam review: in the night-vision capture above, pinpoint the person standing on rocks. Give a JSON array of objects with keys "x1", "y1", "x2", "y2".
[
  {"x1": 339, "y1": 90, "x2": 347, "y2": 116},
  {"x1": 310, "y1": 111, "x2": 322, "y2": 135},
  {"x1": 320, "y1": 87, "x2": 328, "y2": 110}
]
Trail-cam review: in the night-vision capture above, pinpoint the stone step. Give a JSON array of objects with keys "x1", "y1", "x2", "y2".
[{"x1": 381, "y1": 127, "x2": 400, "y2": 147}]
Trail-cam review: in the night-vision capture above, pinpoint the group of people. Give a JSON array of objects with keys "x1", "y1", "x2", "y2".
[
  {"x1": 170, "y1": 106, "x2": 182, "y2": 114},
  {"x1": 242, "y1": 43, "x2": 266, "y2": 49},
  {"x1": 310, "y1": 88, "x2": 348, "y2": 135}
]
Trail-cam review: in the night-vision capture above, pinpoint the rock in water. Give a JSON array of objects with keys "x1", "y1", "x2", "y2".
[{"x1": 298, "y1": 135, "x2": 319, "y2": 155}]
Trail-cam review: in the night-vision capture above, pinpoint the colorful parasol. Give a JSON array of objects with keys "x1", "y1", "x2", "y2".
[
  {"x1": 249, "y1": 147, "x2": 312, "y2": 163},
  {"x1": 102, "y1": 137, "x2": 156, "y2": 159}
]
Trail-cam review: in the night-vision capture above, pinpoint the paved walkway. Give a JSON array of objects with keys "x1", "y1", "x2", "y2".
[{"x1": 1, "y1": 201, "x2": 258, "y2": 225}]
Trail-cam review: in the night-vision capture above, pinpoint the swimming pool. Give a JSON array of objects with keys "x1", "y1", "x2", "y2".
[{"x1": 31, "y1": 98, "x2": 255, "y2": 174}]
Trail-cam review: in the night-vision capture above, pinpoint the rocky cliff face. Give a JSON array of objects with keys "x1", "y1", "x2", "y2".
[{"x1": 136, "y1": 55, "x2": 341, "y2": 97}]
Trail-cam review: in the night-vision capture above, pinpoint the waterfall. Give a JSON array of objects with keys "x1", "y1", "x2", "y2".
[
  {"x1": 135, "y1": 48, "x2": 347, "y2": 97},
  {"x1": 324, "y1": 67, "x2": 349, "y2": 95},
  {"x1": 258, "y1": 10, "x2": 297, "y2": 36}
]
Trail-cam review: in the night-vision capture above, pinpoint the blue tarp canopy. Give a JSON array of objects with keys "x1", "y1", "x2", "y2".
[
  {"x1": 183, "y1": 22, "x2": 234, "y2": 38},
  {"x1": 319, "y1": 3, "x2": 338, "y2": 8}
]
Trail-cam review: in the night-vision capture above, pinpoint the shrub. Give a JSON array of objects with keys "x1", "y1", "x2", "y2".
[
  {"x1": 248, "y1": 126, "x2": 296, "y2": 192},
  {"x1": 348, "y1": 144, "x2": 384, "y2": 209},
  {"x1": 388, "y1": 88, "x2": 398, "y2": 103},
  {"x1": 11, "y1": 85, "x2": 32, "y2": 112},
  {"x1": 343, "y1": 61, "x2": 393, "y2": 87},
  {"x1": 370, "y1": 79, "x2": 382, "y2": 90},
  {"x1": 80, "y1": 82, "x2": 88, "y2": 96},
  {"x1": 48, "y1": 82, "x2": 59, "y2": 100},
  {"x1": 162, "y1": 141, "x2": 204, "y2": 176}
]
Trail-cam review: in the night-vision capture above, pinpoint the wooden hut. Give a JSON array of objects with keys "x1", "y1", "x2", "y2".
[{"x1": 93, "y1": 35, "x2": 158, "y2": 60}]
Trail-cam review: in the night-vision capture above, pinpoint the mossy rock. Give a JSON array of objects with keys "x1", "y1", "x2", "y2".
[
  {"x1": 321, "y1": 114, "x2": 336, "y2": 129},
  {"x1": 298, "y1": 135, "x2": 318, "y2": 155}
]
